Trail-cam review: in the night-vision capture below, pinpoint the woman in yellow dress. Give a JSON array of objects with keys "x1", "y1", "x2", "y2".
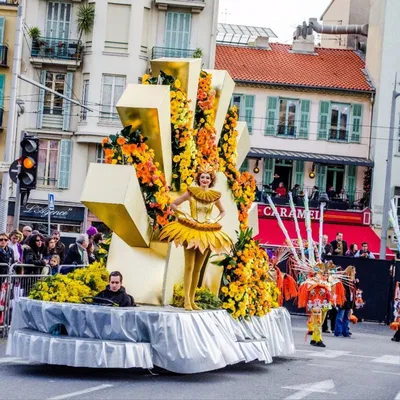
[{"x1": 159, "y1": 165, "x2": 231, "y2": 310}]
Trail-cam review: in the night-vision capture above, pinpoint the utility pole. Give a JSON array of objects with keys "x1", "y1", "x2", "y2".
[
  {"x1": 380, "y1": 74, "x2": 400, "y2": 259},
  {"x1": 0, "y1": 0, "x2": 24, "y2": 232}
]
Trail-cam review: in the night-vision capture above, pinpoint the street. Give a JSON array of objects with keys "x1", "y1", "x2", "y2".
[{"x1": 0, "y1": 315, "x2": 398, "y2": 400}]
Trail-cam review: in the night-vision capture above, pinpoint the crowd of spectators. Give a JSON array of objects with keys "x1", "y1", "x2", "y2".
[{"x1": 0, "y1": 225, "x2": 105, "y2": 275}]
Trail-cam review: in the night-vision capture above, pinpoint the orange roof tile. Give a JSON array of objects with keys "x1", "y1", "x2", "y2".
[{"x1": 215, "y1": 43, "x2": 374, "y2": 92}]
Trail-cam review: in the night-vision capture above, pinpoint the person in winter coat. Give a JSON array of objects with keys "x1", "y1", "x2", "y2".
[
  {"x1": 0, "y1": 233, "x2": 15, "y2": 274},
  {"x1": 95, "y1": 271, "x2": 135, "y2": 307},
  {"x1": 62, "y1": 234, "x2": 89, "y2": 273},
  {"x1": 51, "y1": 230, "x2": 65, "y2": 263},
  {"x1": 8, "y1": 230, "x2": 23, "y2": 263},
  {"x1": 23, "y1": 234, "x2": 47, "y2": 274}
]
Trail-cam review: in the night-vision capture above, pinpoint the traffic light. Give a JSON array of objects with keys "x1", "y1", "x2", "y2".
[{"x1": 18, "y1": 136, "x2": 39, "y2": 190}]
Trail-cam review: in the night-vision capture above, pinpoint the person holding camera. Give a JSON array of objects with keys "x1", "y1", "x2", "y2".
[{"x1": 355, "y1": 242, "x2": 375, "y2": 259}]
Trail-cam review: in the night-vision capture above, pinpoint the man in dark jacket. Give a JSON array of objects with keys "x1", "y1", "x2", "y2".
[
  {"x1": 330, "y1": 232, "x2": 348, "y2": 256},
  {"x1": 95, "y1": 271, "x2": 135, "y2": 307},
  {"x1": 52, "y1": 230, "x2": 65, "y2": 262}
]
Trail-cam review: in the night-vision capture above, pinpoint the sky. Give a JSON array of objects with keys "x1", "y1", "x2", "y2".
[{"x1": 218, "y1": 0, "x2": 332, "y2": 44}]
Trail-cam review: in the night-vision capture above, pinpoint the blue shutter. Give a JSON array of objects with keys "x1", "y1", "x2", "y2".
[
  {"x1": 0, "y1": 17, "x2": 5, "y2": 44},
  {"x1": 265, "y1": 96, "x2": 278, "y2": 136},
  {"x1": 244, "y1": 95, "x2": 255, "y2": 134},
  {"x1": 263, "y1": 158, "x2": 275, "y2": 187},
  {"x1": 294, "y1": 160, "x2": 305, "y2": 187},
  {"x1": 37, "y1": 70, "x2": 46, "y2": 129},
  {"x1": 316, "y1": 164, "x2": 327, "y2": 192},
  {"x1": 165, "y1": 12, "x2": 191, "y2": 55},
  {"x1": 57, "y1": 139, "x2": 72, "y2": 189},
  {"x1": 350, "y1": 104, "x2": 362, "y2": 143},
  {"x1": 318, "y1": 101, "x2": 330, "y2": 140},
  {"x1": 345, "y1": 165, "x2": 357, "y2": 203},
  {"x1": 298, "y1": 100, "x2": 311, "y2": 139},
  {"x1": 239, "y1": 158, "x2": 249, "y2": 172},
  {"x1": 0, "y1": 74, "x2": 5, "y2": 110},
  {"x1": 63, "y1": 72, "x2": 73, "y2": 131}
]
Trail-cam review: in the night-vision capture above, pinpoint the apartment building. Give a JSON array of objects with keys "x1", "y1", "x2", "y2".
[{"x1": 11, "y1": 0, "x2": 218, "y2": 237}]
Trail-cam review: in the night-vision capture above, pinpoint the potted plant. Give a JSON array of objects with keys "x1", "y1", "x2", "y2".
[
  {"x1": 192, "y1": 48, "x2": 203, "y2": 59},
  {"x1": 28, "y1": 27, "x2": 42, "y2": 57},
  {"x1": 76, "y1": 3, "x2": 95, "y2": 63}
]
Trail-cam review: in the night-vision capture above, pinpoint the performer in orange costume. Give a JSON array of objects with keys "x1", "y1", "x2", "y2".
[{"x1": 159, "y1": 165, "x2": 231, "y2": 311}]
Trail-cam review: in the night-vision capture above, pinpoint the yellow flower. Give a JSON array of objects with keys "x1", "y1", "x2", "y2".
[
  {"x1": 173, "y1": 155, "x2": 181, "y2": 162},
  {"x1": 174, "y1": 79, "x2": 181, "y2": 89}
]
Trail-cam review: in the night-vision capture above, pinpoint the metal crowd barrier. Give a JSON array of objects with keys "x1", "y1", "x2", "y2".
[{"x1": 0, "y1": 263, "x2": 89, "y2": 337}]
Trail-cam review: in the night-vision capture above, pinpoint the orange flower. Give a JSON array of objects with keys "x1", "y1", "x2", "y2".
[
  {"x1": 101, "y1": 137, "x2": 109, "y2": 145},
  {"x1": 117, "y1": 137, "x2": 126, "y2": 145},
  {"x1": 104, "y1": 148, "x2": 114, "y2": 157}
]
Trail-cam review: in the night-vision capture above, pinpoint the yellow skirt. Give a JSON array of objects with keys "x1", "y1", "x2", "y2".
[{"x1": 159, "y1": 217, "x2": 232, "y2": 254}]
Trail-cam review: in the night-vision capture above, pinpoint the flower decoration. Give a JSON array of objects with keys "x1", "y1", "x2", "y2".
[
  {"x1": 102, "y1": 125, "x2": 172, "y2": 230},
  {"x1": 218, "y1": 106, "x2": 256, "y2": 230},
  {"x1": 142, "y1": 71, "x2": 196, "y2": 192},
  {"x1": 215, "y1": 229, "x2": 279, "y2": 319}
]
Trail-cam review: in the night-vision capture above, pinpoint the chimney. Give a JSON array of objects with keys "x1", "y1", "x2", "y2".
[
  {"x1": 247, "y1": 36, "x2": 271, "y2": 50},
  {"x1": 291, "y1": 22, "x2": 315, "y2": 54}
]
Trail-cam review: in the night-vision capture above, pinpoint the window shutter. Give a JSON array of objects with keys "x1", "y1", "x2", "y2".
[
  {"x1": 298, "y1": 100, "x2": 311, "y2": 139},
  {"x1": 57, "y1": 139, "x2": 72, "y2": 189},
  {"x1": 165, "y1": 12, "x2": 173, "y2": 48},
  {"x1": 263, "y1": 158, "x2": 275, "y2": 187},
  {"x1": 345, "y1": 165, "x2": 357, "y2": 203},
  {"x1": 318, "y1": 101, "x2": 330, "y2": 140},
  {"x1": 293, "y1": 160, "x2": 305, "y2": 187},
  {"x1": 181, "y1": 13, "x2": 191, "y2": 50},
  {"x1": 0, "y1": 17, "x2": 5, "y2": 44},
  {"x1": 165, "y1": 12, "x2": 191, "y2": 54},
  {"x1": 316, "y1": 164, "x2": 327, "y2": 192},
  {"x1": 239, "y1": 158, "x2": 249, "y2": 172},
  {"x1": 0, "y1": 74, "x2": 5, "y2": 110},
  {"x1": 265, "y1": 96, "x2": 278, "y2": 136},
  {"x1": 244, "y1": 95, "x2": 255, "y2": 134},
  {"x1": 63, "y1": 72, "x2": 73, "y2": 131},
  {"x1": 350, "y1": 104, "x2": 363, "y2": 143},
  {"x1": 36, "y1": 70, "x2": 46, "y2": 129}
]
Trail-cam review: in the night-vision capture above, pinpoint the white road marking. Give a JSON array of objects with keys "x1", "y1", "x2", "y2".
[
  {"x1": 47, "y1": 384, "x2": 113, "y2": 400},
  {"x1": 307, "y1": 363, "x2": 338, "y2": 368},
  {"x1": 372, "y1": 355, "x2": 400, "y2": 365},
  {"x1": 395, "y1": 390, "x2": 400, "y2": 399},
  {"x1": 373, "y1": 370, "x2": 400, "y2": 377},
  {"x1": 300, "y1": 350, "x2": 351, "y2": 358},
  {"x1": 283, "y1": 379, "x2": 336, "y2": 400}
]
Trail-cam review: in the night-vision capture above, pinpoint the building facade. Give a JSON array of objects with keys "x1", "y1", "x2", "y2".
[
  {"x1": 0, "y1": 2, "x2": 18, "y2": 175},
  {"x1": 12, "y1": 0, "x2": 218, "y2": 237},
  {"x1": 215, "y1": 38, "x2": 374, "y2": 209}
]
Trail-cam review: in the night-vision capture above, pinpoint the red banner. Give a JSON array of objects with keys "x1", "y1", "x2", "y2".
[{"x1": 258, "y1": 204, "x2": 372, "y2": 226}]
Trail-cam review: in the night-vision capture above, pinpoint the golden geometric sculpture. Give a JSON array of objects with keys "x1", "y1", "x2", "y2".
[
  {"x1": 247, "y1": 203, "x2": 259, "y2": 237},
  {"x1": 81, "y1": 60, "x2": 254, "y2": 305},
  {"x1": 236, "y1": 121, "x2": 251, "y2": 169},
  {"x1": 116, "y1": 85, "x2": 172, "y2": 185},
  {"x1": 204, "y1": 69, "x2": 235, "y2": 142},
  {"x1": 150, "y1": 58, "x2": 201, "y2": 118},
  {"x1": 81, "y1": 164, "x2": 152, "y2": 248}
]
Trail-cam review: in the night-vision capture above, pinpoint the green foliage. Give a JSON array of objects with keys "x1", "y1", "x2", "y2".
[
  {"x1": 28, "y1": 27, "x2": 41, "y2": 42},
  {"x1": 192, "y1": 48, "x2": 203, "y2": 59},
  {"x1": 172, "y1": 284, "x2": 222, "y2": 310},
  {"x1": 77, "y1": 4, "x2": 95, "y2": 39}
]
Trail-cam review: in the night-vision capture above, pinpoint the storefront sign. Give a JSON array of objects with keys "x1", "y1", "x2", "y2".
[
  {"x1": 258, "y1": 204, "x2": 372, "y2": 226},
  {"x1": 8, "y1": 202, "x2": 85, "y2": 222}
]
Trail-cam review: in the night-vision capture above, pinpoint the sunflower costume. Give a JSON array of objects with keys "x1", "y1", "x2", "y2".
[{"x1": 159, "y1": 187, "x2": 231, "y2": 254}]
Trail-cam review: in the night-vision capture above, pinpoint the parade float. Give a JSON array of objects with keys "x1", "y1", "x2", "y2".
[{"x1": 6, "y1": 59, "x2": 295, "y2": 373}]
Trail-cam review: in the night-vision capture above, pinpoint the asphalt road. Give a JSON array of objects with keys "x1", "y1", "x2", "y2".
[{"x1": 0, "y1": 315, "x2": 398, "y2": 400}]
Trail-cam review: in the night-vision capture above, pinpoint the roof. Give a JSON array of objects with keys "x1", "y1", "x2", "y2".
[
  {"x1": 215, "y1": 43, "x2": 374, "y2": 92},
  {"x1": 217, "y1": 23, "x2": 277, "y2": 45},
  {"x1": 248, "y1": 148, "x2": 374, "y2": 167}
]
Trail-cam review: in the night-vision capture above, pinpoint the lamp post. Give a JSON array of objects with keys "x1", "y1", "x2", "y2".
[
  {"x1": 380, "y1": 74, "x2": 400, "y2": 259},
  {"x1": 318, "y1": 192, "x2": 330, "y2": 258}
]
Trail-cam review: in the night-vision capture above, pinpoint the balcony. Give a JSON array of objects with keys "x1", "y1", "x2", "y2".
[
  {"x1": 154, "y1": 0, "x2": 205, "y2": 13},
  {"x1": 0, "y1": 45, "x2": 8, "y2": 67},
  {"x1": 151, "y1": 46, "x2": 197, "y2": 59},
  {"x1": 30, "y1": 37, "x2": 83, "y2": 70}
]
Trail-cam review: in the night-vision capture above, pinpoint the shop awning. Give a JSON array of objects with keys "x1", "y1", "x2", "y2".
[
  {"x1": 248, "y1": 148, "x2": 374, "y2": 167},
  {"x1": 255, "y1": 218, "x2": 389, "y2": 258}
]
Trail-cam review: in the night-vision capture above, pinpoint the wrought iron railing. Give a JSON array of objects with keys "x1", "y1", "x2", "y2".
[
  {"x1": 151, "y1": 46, "x2": 196, "y2": 59},
  {"x1": 0, "y1": 45, "x2": 8, "y2": 67},
  {"x1": 31, "y1": 37, "x2": 82, "y2": 62}
]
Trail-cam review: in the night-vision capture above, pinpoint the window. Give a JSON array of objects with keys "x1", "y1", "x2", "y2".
[
  {"x1": 100, "y1": 75, "x2": 126, "y2": 121},
  {"x1": 38, "y1": 139, "x2": 60, "y2": 187},
  {"x1": 231, "y1": 94, "x2": 255, "y2": 133},
  {"x1": 164, "y1": 12, "x2": 191, "y2": 56},
  {"x1": 329, "y1": 103, "x2": 350, "y2": 141},
  {"x1": 105, "y1": 3, "x2": 131, "y2": 53},
  {"x1": 46, "y1": 2, "x2": 71, "y2": 40},
  {"x1": 278, "y1": 99, "x2": 298, "y2": 136},
  {"x1": 80, "y1": 74, "x2": 89, "y2": 122},
  {"x1": 44, "y1": 72, "x2": 65, "y2": 116},
  {"x1": 96, "y1": 144, "x2": 105, "y2": 163}
]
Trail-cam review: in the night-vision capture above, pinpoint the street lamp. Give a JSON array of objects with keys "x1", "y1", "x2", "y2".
[
  {"x1": 318, "y1": 193, "x2": 330, "y2": 258},
  {"x1": 380, "y1": 74, "x2": 400, "y2": 259}
]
